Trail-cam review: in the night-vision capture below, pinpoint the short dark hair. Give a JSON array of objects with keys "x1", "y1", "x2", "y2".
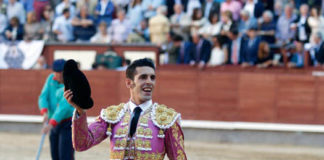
[
  {"x1": 62, "y1": 8, "x2": 70, "y2": 14},
  {"x1": 126, "y1": 58, "x2": 155, "y2": 80}
]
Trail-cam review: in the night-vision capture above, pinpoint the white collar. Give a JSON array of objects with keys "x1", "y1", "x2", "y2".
[{"x1": 128, "y1": 99, "x2": 152, "y2": 113}]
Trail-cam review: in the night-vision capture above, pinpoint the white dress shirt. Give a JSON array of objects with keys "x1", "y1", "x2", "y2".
[
  {"x1": 128, "y1": 99, "x2": 152, "y2": 115},
  {"x1": 55, "y1": 2, "x2": 76, "y2": 18},
  {"x1": 108, "y1": 19, "x2": 132, "y2": 43},
  {"x1": 7, "y1": 2, "x2": 25, "y2": 24},
  {"x1": 52, "y1": 15, "x2": 74, "y2": 42}
]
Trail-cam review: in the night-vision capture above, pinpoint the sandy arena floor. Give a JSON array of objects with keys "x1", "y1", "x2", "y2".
[{"x1": 1, "y1": 132, "x2": 324, "y2": 160}]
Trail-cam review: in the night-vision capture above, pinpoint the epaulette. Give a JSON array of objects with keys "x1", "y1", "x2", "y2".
[
  {"x1": 151, "y1": 103, "x2": 181, "y2": 130},
  {"x1": 100, "y1": 103, "x2": 126, "y2": 124}
]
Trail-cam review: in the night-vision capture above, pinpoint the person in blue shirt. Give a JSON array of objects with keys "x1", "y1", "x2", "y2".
[
  {"x1": 94, "y1": 0, "x2": 114, "y2": 26},
  {"x1": 288, "y1": 41, "x2": 304, "y2": 68},
  {"x1": 71, "y1": 5, "x2": 96, "y2": 41},
  {"x1": 38, "y1": 59, "x2": 75, "y2": 160},
  {"x1": 240, "y1": 25, "x2": 261, "y2": 67}
]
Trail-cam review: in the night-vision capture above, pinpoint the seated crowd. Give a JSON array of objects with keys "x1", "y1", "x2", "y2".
[{"x1": 2, "y1": 0, "x2": 324, "y2": 69}]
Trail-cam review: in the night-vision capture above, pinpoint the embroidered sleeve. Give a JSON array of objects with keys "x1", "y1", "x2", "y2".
[
  {"x1": 72, "y1": 111, "x2": 108, "y2": 151},
  {"x1": 165, "y1": 122, "x2": 187, "y2": 160}
]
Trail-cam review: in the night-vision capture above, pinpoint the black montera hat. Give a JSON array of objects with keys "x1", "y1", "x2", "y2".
[{"x1": 63, "y1": 59, "x2": 93, "y2": 109}]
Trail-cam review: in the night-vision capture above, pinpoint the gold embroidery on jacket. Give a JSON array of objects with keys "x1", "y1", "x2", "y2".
[{"x1": 171, "y1": 123, "x2": 185, "y2": 160}]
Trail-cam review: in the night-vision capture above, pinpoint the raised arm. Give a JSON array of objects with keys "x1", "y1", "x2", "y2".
[
  {"x1": 64, "y1": 89, "x2": 108, "y2": 151},
  {"x1": 72, "y1": 111, "x2": 108, "y2": 151}
]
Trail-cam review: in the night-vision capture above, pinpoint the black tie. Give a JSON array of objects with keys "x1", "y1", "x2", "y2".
[{"x1": 129, "y1": 106, "x2": 142, "y2": 137}]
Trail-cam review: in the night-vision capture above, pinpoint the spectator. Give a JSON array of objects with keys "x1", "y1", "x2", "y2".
[
  {"x1": 190, "y1": 7, "x2": 207, "y2": 36},
  {"x1": 256, "y1": 41, "x2": 273, "y2": 68},
  {"x1": 170, "y1": 34, "x2": 194, "y2": 64},
  {"x1": 127, "y1": 19, "x2": 150, "y2": 43},
  {"x1": 276, "y1": 4, "x2": 297, "y2": 45},
  {"x1": 50, "y1": 0, "x2": 61, "y2": 9},
  {"x1": 258, "y1": 10, "x2": 276, "y2": 44},
  {"x1": 243, "y1": 0, "x2": 256, "y2": 18},
  {"x1": 220, "y1": 10, "x2": 237, "y2": 43},
  {"x1": 208, "y1": 35, "x2": 226, "y2": 66},
  {"x1": 93, "y1": 48, "x2": 122, "y2": 69},
  {"x1": 0, "y1": 11, "x2": 7, "y2": 40},
  {"x1": 190, "y1": 32, "x2": 212, "y2": 69},
  {"x1": 71, "y1": 5, "x2": 96, "y2": 41},
  {"x1": 7, "y1": 0, "x2": 26, "y2": 24},
  {"x1": 170, "y1": 4, "x2": 191, "y2": 41},
  {"x1": 108, "y1": 9, "x2": 132, "y2": 43},
  {"x1": 292, "y1": 4, "x2": 311, "y2": 43},
  {"x1": 94, "y1": 0, "x2": 115, "y2": 25},
  {"x1": 288, "y1": 41, "x2": 304, "y2": 68},
  {"x1": 33, "y1": 0, "x2": 49, "y2": 21},
  {"x1": 238, "y1": 10, "x2": 257, "y2": 36},
  {"x1": 226, "y1": 29, "x2": 242, "y2": 65},
  {"x1": 313, "y1": 32, "x2": 324, "y2": 66},
  {"x1": 202, "y1": 0, "x2": 220, "y2": 19},
  {"x1": 21, "y1": 0, "x2": 34, "y2": 13},
  {"x1": 4, "y1": 17, "x2": 24, "y2": 41},
  {"x1": 55, "y1": 0, "x2": 76, "y2": 18},
  {"x1": 92, "y1": 62, "x2": 107, "y2": 70},
  {"x1": 112, "y1": 0, "x2": 129, "y2": 11},
  {"x1": 52, "y1": 8, "x2": 73, "y2": 42},
  {"x1": 149, "y1": 5, "x2": 170, "y2": 46},
  {"x1": 308, "y1": 7, "x2": 324, "y2": 44},
  {"x1": 160, "y1": 32, "x2": 176, "y2": 64},
  {"x1": 90, "y1": 21, "x2": 111, "y2": 43},
  {"x1": 40, "y1": 4, "x2": 54, "y2": 41},
  {"x1": 199, "y1": 12, "x2": 222, "y2": 39},
  {"x1": 127, "y1": 0, "x2": 143, "y2": 29},
  {"x1": 166, "y1": 34, "x2": 180, "y2": 64},
  {"x1": 77, "y1": 0, "x2": 97, "y2": 16},
  {"x1": 240, "y1": 26, "x2": 261, "y2": 67},
  {"x1": 0, "y1": 0, "x2": 6, "y2": 14},
  {"x1": 186, "y1": 0, "x2": 201, "y2": 17},
  {"x1": 141, "y1": 0, "x2": 164, "y2": 19},
  {"x1": 32, "y1": 55, "x2": 47, "y2": 69},
  {"x1": 220, "y1": 0, "x2": 242, "y2": 21},
  {"x1": 273, "y1": 1, "x2": 283, "y2": 22},
  {"x1": 115, "y1": 58, "x2": 130, "y2": 71},
  {"x1": 24, "y1": 11, "x2": 43, "y2": 40}
]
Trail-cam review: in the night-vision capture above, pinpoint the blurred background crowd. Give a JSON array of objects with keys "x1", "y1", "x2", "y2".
[{"x1": 2, "y1": 0, "x2": 324, "y2": 69}]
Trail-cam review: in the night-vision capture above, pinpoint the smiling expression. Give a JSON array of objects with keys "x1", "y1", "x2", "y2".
[{"x1": 127, "y1": 66, "x2": 156, "y2": 105}]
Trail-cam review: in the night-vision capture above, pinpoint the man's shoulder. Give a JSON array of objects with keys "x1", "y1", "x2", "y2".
[
  {"x1": 100, "y1": 103, "x2": 126, "y2": 124},
  {"x1": 45, "y1": 73, "x2": 55, "y2": 83},
  {"x1": 151, "y1": 104, "x2": 181, "y2": 129}
]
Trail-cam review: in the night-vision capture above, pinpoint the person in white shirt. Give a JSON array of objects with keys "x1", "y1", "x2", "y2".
[
  {"x1": 90, "y1": 21, "x2": 111, "y2": 43},
  {"x1": 186, "y1": 0, "x2": 201, "y2": 17},
  {"x1": 243, "y1": 0, "x2": 256, "y2": 18},
  {"x1": 0, "y1": 12, "x2": 7, "y2": 39},
  {"x1": 190, "y1": 7, "x2": 207, "y2": 36},
  {"x1": 208, "y1": 35, "x2": 225, "y2": 66},
  {"x1": 7, "y1": 0, "x2": 25, "y2": 24},
  {"x1": 170, "y1": 4, "x2": 191, "y2": 40},
  {"x1": 141, "y1": 0, "x2": 164, "y2": 19},
  {"x1": 52, "y1": 8, "x2": 73, "y2": 42},
  {"x1": 55, "y1": 0, "x2": 76, "y2": 18},
  {"x1": 108, "y1": 9, "x2": 132, "y2": 43},
  {"x1": 112, "y1": 0, "x2": 129, "y2": 10},
  {"x1": 199, "y1": 12, "x2": 222, "y2": 40}
]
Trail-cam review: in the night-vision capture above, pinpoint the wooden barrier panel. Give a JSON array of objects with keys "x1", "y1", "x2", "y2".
[{"x1": 1, "y1": 67, "x2": 324, "y2": 124}]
